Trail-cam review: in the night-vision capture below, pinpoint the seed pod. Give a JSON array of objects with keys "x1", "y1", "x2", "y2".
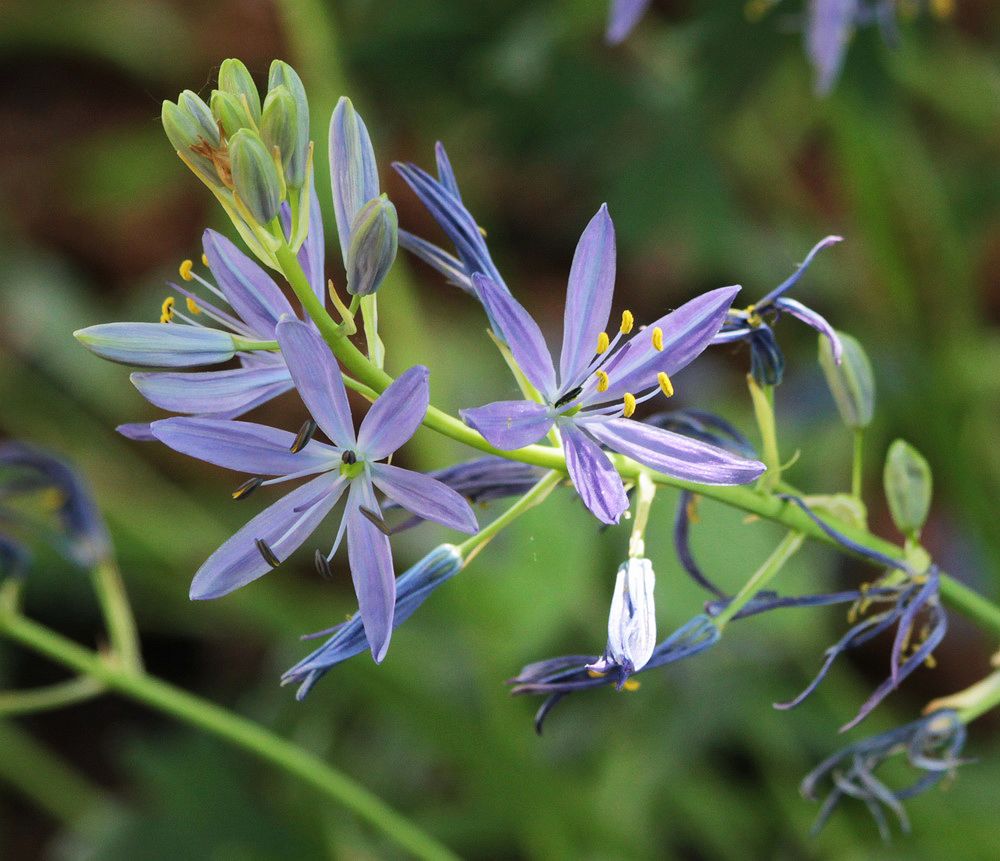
[
  {"x1": 267, "y1": 61, "x2": 310, "y2": 188},
  {"x1": 217, "y1": 58, "x2": 261, "y2": 125},
  {"x1": 346, "y1": 194, "x2": 398, "y2": 296},
  {"x1": 818, "y1": 330, "x2": 875, "y2": 430},
  {"x1": 884, "y1": 439, "x2": 932, "y2": 538},
  {"x1": 228, "y1": 129, "x2": 282, "y2": 225}
]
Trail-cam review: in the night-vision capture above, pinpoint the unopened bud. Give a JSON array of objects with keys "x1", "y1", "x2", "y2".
[
  {"x1": 211, "y1": 89, "x2": 254, "y2": 138},
  {"x1": 346, "y1": 194, "x2": 398, "y2": 296},
  {"x1": 330, "y1": 97, "x2": 380, "y2": 263},
  {"x1": 217, "y1": 58, "x2": 261, "y2": 126},
  {"x1": 261, "y1": 85, "x2": 298, "y2": 182},
  {"x1": 267, "y1": 60, "x2": 310, "y2": 188},
  {"x1": 818, "y1": 330, "x2": 874, "y2": 430},
  {"x1": 162, "y1": 94, "x2": 219, "y2": 183},
  {"x1": 228, "y1": 129, "x2": 282, "y2": 225},
  {"x1": 884, "y1": 439, "x2": 932, "y2": 539}
]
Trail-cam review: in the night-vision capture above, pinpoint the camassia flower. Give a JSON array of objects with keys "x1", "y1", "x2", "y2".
[
  {"x1": 712, "y1": 236, "x2": 843, "y2": 385},
  {"x1": 76, "y1": 201, "x2": 326, "y2": 440},
  {"x1": 586, "y1": 557, "x2": 657, "y2": 680},
  {"x1": 150, "y1": 319, "x2": 477, "y2": 662},
  {"x1": 460, "y1": 205, "x2": 765, "y2": 524},
  {"x1": 606, "y1": 0, "x2": 652, "y2": 45}
]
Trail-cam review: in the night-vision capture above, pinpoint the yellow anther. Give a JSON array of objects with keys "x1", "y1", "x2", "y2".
[
  {"x1": 930, "y1": 0, "x2": 953, "y2": 18},
  {"x1": 478, "y1": 225, "x2": 488, "y2": 237},
  {"x1": 622, "y1": 679, "x2": 641, "y2": 692},
  {"x1": 620, "y1": 310, "x2": 634, "y2": 334},
  {"x1": 596, "y1": 331, "x2": 610, "y2": 354},
  {"x1": 185, "y1": 297, "x2": 201, "y2": 314},
  {"x1": 623, "y1": 392, "x2": 636, "y2": 418},
  {"x1": 924, "y1": 654, "x2": 938, "y2": 669},
  {"x1": 657, "y1": 371, "x2": 674, "y2": 398},
  {"x1": 651, "y1": 326, "x2": 664, "y2": 351},
  {"x1": 596, "y1": 370, "x2": 610, "y2": 393},
  {"x1": 201, "y1": 253, "x2": 209, "y2": 266},
  {"x1": 587, "y1": 669, "x2": 607, "y2": 679},
  {"x1": 179, "y1": 259, "x2": 194, "y2": 281},
  {"x1": 160, "y1": 296, "x2": 175, "y2": 323}
]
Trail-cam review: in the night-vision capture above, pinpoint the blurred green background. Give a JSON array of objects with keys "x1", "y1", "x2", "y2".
[{"x1": 1, "y1": 0, "x2": 999, "y2": 858}]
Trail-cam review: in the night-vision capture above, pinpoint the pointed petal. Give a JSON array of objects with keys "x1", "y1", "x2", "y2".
[
  {"x1": 774, "y1": 297, "x2": 844, "y2": 363},
  {"x1": 582, "y1": 285, "x2": 739, "y2": 404},
  {"x1": 583, "y1": 417, "x2": 765, "y2": 485},
  {"x1": 559, "y1": 204, "x2": 616, "y2": 387},
  {"x1": 398, "y1": 230, "x2": 475, "y2": 294},
  {"x1": 560, "y1": 422, "x2": 628, "y2": 524},
  {"x1": 329, "y1": 97, "x2": 380, "y2": 264},
  {"x1": 356, "y1": 366, "x2": 429, "y2": 460},
  {"x1": 190, "y1": 474, "x2": 345, "y2": 599},
  {"x1": 346, "y1": 478, "x2": 396, "y2": 662},
  {"x1": 473, "y1": 274, "x2": 557, "y2": 398},
  {"x1": 371, "y1": 463, "x2": 478, "y2": 534},
  {"x1": 130, "y1": 365, "x2": 291, "y2": 414},
  {"x1": 758, "y1": 235, "x2": 843, "y2": 305},
  {"x1": 805, "y1": 1, "x2": 858, "y2": 96},
  {"x1": 203, "y1": 230, "x2": 295, "y2": 335},
  {"x1": 434, "y1": 142, "x2": 462, "y2": 200},
  {"x1": 117, "y1": 422, "x2": 156, "y2": 441},
  {"x1": 75, "y1": 322, "x2": 235, "y2": 367},
  {"x1": 298, "y1": 176, "x2": 327, "y2": 304},
  {"x1": 151, "y1": 417, "x2": 337, "y2": 475},
  {"x1": 606, "y1": 0, "x2": 652, "y2": 44},
  {"x1": 460, "y1": 400, "x2": 553, "y2": 450},
  {"x1": 275, "y1": 319, "x2": 356, "y2": 447}
]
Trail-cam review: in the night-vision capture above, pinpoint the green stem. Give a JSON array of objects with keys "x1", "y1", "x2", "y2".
[
  {"x1": 0, "y1": 612, "x2": 458, "y2": 861},
  {"x1": 231, "y1": 337, "x2": 280, "y2": 352},
  {"x1": 628, "y1": 472, "x2": 657, "y2": 559},
  {"x1": 955, "y1": 671, "x2": 1000, "y2": 724},
  {"x1": 851, "y1": 428, "x2": 864, "y2": 500},
  {"x1": 271, "y1": 242, "x2": 1000, "y2": 642},
  {"x1": 0, "y1": 675, "x2": 104, "y2": 717},
  {"x1": 90, "y1": 558, "x2": 143, "y2": 671},
  {"x1": 713, "y1": 531, "x2": 805, "y2": 630}
]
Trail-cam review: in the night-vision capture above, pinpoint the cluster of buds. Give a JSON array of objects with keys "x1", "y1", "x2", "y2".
[{"x1": 161, "y1": 59, "x2": 313, "y2": 267}]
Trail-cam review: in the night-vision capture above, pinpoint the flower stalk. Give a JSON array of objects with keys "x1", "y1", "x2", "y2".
[{"x1": 713, "y1": 531, "x2": 805, "y2": 631}]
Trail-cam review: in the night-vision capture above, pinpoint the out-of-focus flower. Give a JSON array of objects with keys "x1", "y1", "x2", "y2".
[
  {"x1": 606, "y1": 0, "x2": 652, "y2": 45},
  {"x1": 151, "y1": 319, "x2": 477, "y2": 662},
  {"x1": 713, "y1": 236, "x2": 843, "y2": 386},
  {"x1": 883, "y1": 439, "x2": 933, "y2": 540},
  {"x1": 587, "y1": 557, "x2": 657, "y2": 679},
  {"x1": 461, "y1": 205, "x2": 764, "y2": 524},
  {"x1": 282, "y1": 544, "x2": 464, "y2": 698},
  {"x1": 802, "y1": 709, "x2": 967, "y2": 839},
  {"x1": 510, "y1": 615, "x2": 720, "y2": 733}
]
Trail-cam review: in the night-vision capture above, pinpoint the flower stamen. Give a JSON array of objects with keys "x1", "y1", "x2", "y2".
[
  {"x1": 255, "y1": 537, "x2": 281, "y2": 568},
  {"x1": 596, "y1": 331, "x2": 610, "y2": 354},
  {"x1": 290, "y1": 418, "x2": 318, "y2": 453},
  {"x1": 657, "y1": 371, "x2": 674, "y2": 398},
  {"x1": 620, "y1": 310, "x2": 634, "y2": 334},
  {"x1": 185, "y1": 297, "x2": 202, "y2": 315},
  {"x1": 596, "y1": 370, "x2": 610, "y2": 392},
  {"x1": 651, "y1": 327, "x2": 664, "y2": 351},
  {"x1": 623, "y1": 392, "x2": 637, "y2": 418},
  {"x1": 232, "y1": 476, "x2": 264, "y2": 500},
  {"x1": 160, "y1": 296, "x2": 176, "y2": 323}
]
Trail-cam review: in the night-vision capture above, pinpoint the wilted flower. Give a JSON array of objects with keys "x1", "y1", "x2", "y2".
[
  {"x1": 587, "y1": 557, "x2": 657, "y2": 679},
  {"x1": 802, "y1": 709, "x2": 967, "y2": 839},
  {"x1": 150, "y1": 319, "x2": 477, "y2": 662},
  {"x1": 76, "y1": 204, "x2": 326, "y2": 442},
  {"x1": 713, "y1": 236, "x2": 843, "y2": 385},
  {"x1": 461, "y1": 205, "x2": 764, "y2": 524},
  {"x1": 510, "y1": 614, "x2": 720, "y2": 733},
  {"x1": 282, "y1": 544, "x2": 464, "y2": 698}
]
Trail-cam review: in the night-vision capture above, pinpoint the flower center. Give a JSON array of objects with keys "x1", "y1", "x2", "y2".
[{"x1": 339, "y1": 450, "x2": 364, "y2": 479}]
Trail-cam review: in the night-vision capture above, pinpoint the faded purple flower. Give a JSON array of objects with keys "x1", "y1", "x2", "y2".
[
  {"x1": 461, "y1": 205, "x2": 765, "y2": 524},
  {"x1": 151, "y1": 319, "x2": 477, "y2": 662}
]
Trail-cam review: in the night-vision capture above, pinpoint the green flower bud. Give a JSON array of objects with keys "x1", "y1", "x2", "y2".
[
  {"x1": 228, "y1": 129, "x2": 282, "y2": 225},
  {"x1": 162, "y1": 94, "x2": 219, "y2": 184},
  {"x1": 267, "y1": 60, "x2": 310, "y2": 187},
  {"x1": 884, "y1": 440, "x2": 933, "y2": 539},
  {"x1": 818, "y1": 331, "x2": 875, "y2": 430},
  {"x1": 217, "y1": 58, "x2": 261, "y2": 126},
  {"x1": 211, "y1": 90, "x2": 254, "y2": 139},
  {"x1": 346, "y1": 194, "x2": 398, "y2": 296},
  {"x1": 177, "y1": 90, "x2": 220, "y2": 147},
  {"x1": 260, "y1": 85, "x2": 298, "y2": 182}
]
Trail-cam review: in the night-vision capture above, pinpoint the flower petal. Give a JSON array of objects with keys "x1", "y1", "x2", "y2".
[
  {"x1": 117, "y1": 422, "x2": 156, "y2": 441},
  {"x1": 560, "y1": 422, "x2": 628, "y2": 524},
  {"x1": 758, "y1": 235, "x2": 843, "y2": 305},
  {"x1": 559, "y1": 204, "x2": 616, "y2": 388},
  {"x1": 130, "y1": 365, "x2": 292, "y2": 414},
  {"x1": 606, "y1": 0, "x2": 651, "y2": 45},
  {"x1": 190, "y1": 473, "x2": 345, "y2": 599},
  {"x1": 460, "y1": 400, "x2": 553, "y2": 449},
  {"x1": 434, "y1": 142, "x2": 461, "y2": 199},
  {"x1": 151, "y1": 417, "x2": 337, "y2": 475},
  {"x1": 805, "y1": 1, "x2": 858, "y2": 96},
  {"x1": 398, "y1": 229, "x2": 474, "y2": 295},
  {"x1": 275, "y1": 319, "x2": 356, "y2": 447},
  {"x1": 74, "y1": 322, "x2": 235, "y2": 367},
  {"x1": 203, "y1": 230, "x2": 295, "y2": 335},
  {"x1": 774, "y1": 297, "x2": 844, "y2": 363},
  {"x1": 346, "y1": 477, "x2": 396, "y2": 662},
  {"x1": 582, "y1": 285, "x2": 739, "y2": 404},
  {"x1": 371, "y1": 463, "x2": 478, "y2": 534},
  {"x1": 329, "y1": 97, "x2": 380, "y2": 264},
  {"x1": 583, "y1": 417, "x2": 765, "y2": 485},
  {"x1": 473, "y1": 274, "x2": 557, "y2": 398},
  {"x1": 298, "y1": 176, "x2": 327, "y2": 304},
  {"x1": 356, "y1": 366, "x2": 429, "y2": 460}
]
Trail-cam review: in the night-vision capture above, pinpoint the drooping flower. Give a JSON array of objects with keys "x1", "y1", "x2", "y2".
[
  {"x1": 606, "y1": 0, "x2": 652, "y2": 45},
  {"x1": 150, "y1": 319, "x2": 477, "y2": 662},
  {"x1": 712, "y1": 236, "x2": 843, "y2": 385},
  {"x1": 510, "y1": 615, "x2": 720, "y2": 733},
  {"x1": 460, "y1": 205, "x2": 765, "y2": 524},
  {"x1": 283, "y1": 544, "x2": 464, "y2": 698},
  {"x1": 586, "y1": 557, "x2": 657, "y2": 681},
  {"x1": 76, "y1": 196, "x2": 327, "y2": 441},
  {"x1": 802, "y1": 709, "x2": 967, "y2": 839}
]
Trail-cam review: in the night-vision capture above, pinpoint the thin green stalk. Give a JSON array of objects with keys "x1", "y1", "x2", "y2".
[
  {"x1": 90, "y1": 558, "x2": 143, "y2": 671},
  {"x1": 955, "y1": 671, "x2": 1000, "y2": 724},
  {"x1": 713, "y1": 531, "x2": 805, "y2": 630},
  {"x1": 851, "y1": 428, "x2": 864, "y2": 500},
  {"x1": 628, "y1": 472, "x2": 657, "y2": 559},
  {"x1": 0, "y1": 612, "x2": 458, "y2": 861},
  {"x1": 231, "y1": 337, "x2": 280, "y2": 352},
  {"x1": 0, "y1": 675, "x2": 104, "y2": 717}
]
